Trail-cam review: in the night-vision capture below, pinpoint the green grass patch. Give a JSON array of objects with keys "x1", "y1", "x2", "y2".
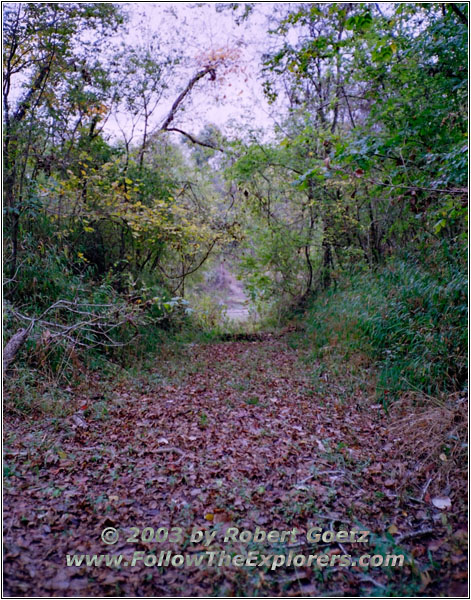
[{"x1": 300, "y1": 253, "x2": 467, "y2": 403}]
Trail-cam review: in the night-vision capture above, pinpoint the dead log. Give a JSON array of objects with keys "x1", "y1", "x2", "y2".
[{"x1": 3, "y1": 325, "x2": 33, "y2": 372}]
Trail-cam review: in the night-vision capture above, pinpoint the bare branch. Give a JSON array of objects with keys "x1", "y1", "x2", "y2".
[
  {"x1": 160, "y1": 67, "x2": 214, "y2": 131},
  {"x1": 165, "y1": 127, "x2": 223, "y2": 152},
  {"x1": 155, "y1": 236, "x2": 221, "y2": 281},
  {"x1": 449, "y1": 3, "x2": 468, "y2": 25},
  {"x1": 3, "y1": 298, "x2": 162, "y2": 371}
]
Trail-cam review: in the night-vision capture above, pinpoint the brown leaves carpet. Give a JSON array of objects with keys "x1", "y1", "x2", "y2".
[{"x1": 3, "y1": 339, "x2": 468, "y2": 596}]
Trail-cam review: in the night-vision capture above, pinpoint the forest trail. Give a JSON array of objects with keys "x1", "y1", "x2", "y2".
[
  {"x1": 211, "y1": 263, "x2": 251, "y2": 322},
  {"x1": 3, "y1": 339, "x2": 467, "y2": 597}
]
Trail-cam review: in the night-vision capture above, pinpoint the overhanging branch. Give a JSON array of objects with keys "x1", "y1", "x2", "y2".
[
  {"x1": 449, "y1": 3, "x2": 468, "y2": 24},
  {"x1": 159, "y1": 66, "x2": 226, "y2": 152},
  {"x1": 160, "y1": 67, "x2": 215, "y2": 131},
  {"x1": 165, "y1": 127, "x2": 223, "y2": 152}
]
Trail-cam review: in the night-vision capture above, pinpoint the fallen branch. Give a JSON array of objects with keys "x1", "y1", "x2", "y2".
[
  {"x1": 360, "y1": 575, "x2": 386, "y2": 589},
  {"x1": 153, "y1": 446, "x2": 185, "y2": 464},
  {"x1": 154, "y1": 447, "x2": 185, "y2": 456},
  {"x1": 396, "y1": 528, "x2": 435, "y2": 544},
  {"x1": 3, "y1": 322, "x2": 34, "y2": 372},
  {"x1": 420, "y1": 476, "x2": 434, "y2": 501},
  {"x1": 3, "y1": 299, "x2": 148, "y2": 373},
  {"x1": 294, "y1": 470, "x2": 344, "y2": 487}
]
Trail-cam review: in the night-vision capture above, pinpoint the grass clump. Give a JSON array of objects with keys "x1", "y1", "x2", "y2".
[{"x1": 301, "y1": 252, "x2": 467, "y2": 402}]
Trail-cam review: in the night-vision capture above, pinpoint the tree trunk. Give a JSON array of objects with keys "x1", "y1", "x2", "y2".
[{"x1": 321, "y1": 238, "x2": 332, "y2": 290}]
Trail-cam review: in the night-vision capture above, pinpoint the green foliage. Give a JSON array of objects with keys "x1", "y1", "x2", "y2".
[
  {"x1": 190, "y1": 294, "x2": 226, "y2": 330},
  {"x1": 3, "y1": 1, "x2": 241, "y2": 405},
  {"x1": 231, "y1": 3, "x2": 468, "y2": 393},
  {"x1": 363, "y1": 256, "x2": 467, "y2": 398},
  {"x1": 302, "y1": 248, "x2": 467, "y2": 402},
  {"x1": 3, "y1": 1, "x2": 467, "y2": 414}
]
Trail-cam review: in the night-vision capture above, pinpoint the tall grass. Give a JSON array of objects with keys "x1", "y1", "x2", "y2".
[{"x1": 302, "y1": 253, "x2": 467, "y2": 402}]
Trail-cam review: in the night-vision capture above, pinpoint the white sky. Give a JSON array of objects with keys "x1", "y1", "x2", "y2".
[{"x1": 105, "y1": 2, "x2": 287, "y2": 143}]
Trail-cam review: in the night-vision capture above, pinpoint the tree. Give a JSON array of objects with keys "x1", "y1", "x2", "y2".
[
  {"x1": 3, "y1": 2, "x2": 125, "y2": 279},
  {"x1": 226, "y1": 1, "x2": 467, "y2": 313}
]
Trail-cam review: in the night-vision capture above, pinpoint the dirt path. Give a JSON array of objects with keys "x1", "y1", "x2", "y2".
[
  {"x1": 3, "y1": 339, "x2": 467, "y2": 596},
  {"x1": 211, "y1": 263, "x2": 251, "y2": 322}
]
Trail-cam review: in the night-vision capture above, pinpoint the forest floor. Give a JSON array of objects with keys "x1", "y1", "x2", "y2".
[{"x1": 3, "y1": 337, "x2": 468, "y2": 597}]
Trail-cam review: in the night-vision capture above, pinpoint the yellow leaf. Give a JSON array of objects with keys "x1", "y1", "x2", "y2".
[
  {"x1": 420, "y1": 570, "x2": 432, "y2": 591},
  {"x1": 204, "y1": 513, "x2": 214, "y2": 521},
  {"x1": 388, "y1": 524, "x2": 399, "y2": 535}
]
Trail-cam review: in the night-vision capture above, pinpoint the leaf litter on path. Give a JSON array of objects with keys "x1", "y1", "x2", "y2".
[{"x1": 3, "y1": 339, "x2": 467, "y2": 596}]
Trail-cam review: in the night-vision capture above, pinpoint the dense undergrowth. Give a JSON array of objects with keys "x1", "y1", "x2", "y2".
[
  {"x1": 298, "y1": 248, "x2": 467, "y2": 404},
  {"x1": 288, "y1": 246, "x2": 467, "y2": 506},
  {"x1": 5, "y1": 242, "x2": 467, "y2": 418},
  {"x1": 3, "y1": 3, "x2": 467, "y2": 423}
]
